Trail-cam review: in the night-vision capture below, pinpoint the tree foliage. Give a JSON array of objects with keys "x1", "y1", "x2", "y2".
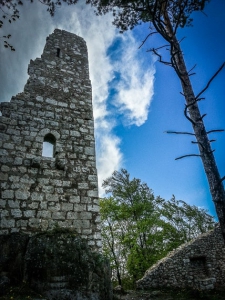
[
  {"x1": 87, "y1": 0, "x2": 210, "y2": 31},
  {"x1": 100, "y1": 169, "x2": 215, "y2": 288}
]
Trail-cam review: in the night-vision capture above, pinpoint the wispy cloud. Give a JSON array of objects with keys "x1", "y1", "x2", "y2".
[{"x1": 112, "y1": 33, "x2": 155, "y2": 126}]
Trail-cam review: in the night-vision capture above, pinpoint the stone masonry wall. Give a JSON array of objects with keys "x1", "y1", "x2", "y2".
[
  {"x1": 0, "y1": 29, "x2": 101, "y2": 249},
  {"x1": 137, "y1": 225, "x2": 225, "y2": 291}
]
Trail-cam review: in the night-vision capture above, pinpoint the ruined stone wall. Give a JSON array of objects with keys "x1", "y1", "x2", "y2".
[
  {"x1": 0, "y1": 29, "x2": 101, "y2": 249},
  {"x1": 137, "y1": 225, "x2": 225, "y2": 291}
]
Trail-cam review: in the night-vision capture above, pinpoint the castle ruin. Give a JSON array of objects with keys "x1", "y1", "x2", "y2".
[
  {"x1": 0, "y1": 29, "x2": 101, "y2": 250},
  {"x1": 137, "y1": 225, "x2": 225, "y2": 291}
]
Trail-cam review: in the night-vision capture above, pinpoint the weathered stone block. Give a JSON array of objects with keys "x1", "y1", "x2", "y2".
[
  {"x1": 0, "y1": 218, "x2": 15, "y2": 228},
  {"x1": 3, "y1": 143, "x2": 14, "y2": 150},
  {"x1": 78, "y1": 182, "x2": 89, "y2": 189},
  {"x1": 80, "y1": 212, "x2": 92, "y2": 220},
  {"x1": 37, "y1": 211, "x2": 52, "y2": 218},
  {"x1": 48, "y1": 203, "x2": 60, "y2": 212},
  {"x1": 70, "y1": 130, "x2": 80, "y2": 137},
  {"x1": 61, "y1": 203, "x2": 73, "y2": 211},
  {"x1": 15, "y1": 190, "x2": 30, "y2": 200},
  {"x1": 24, "y1": 210, "x2": 36, "y2": 218},
  {"x1": 84, "y1": 147, "x2": 95, "y2": 156},
  {"x1": 67, "y1": 212, "x2": 78, "y2": 219},
  {"x1": 0, "y1": 199, "x2": 6, "y2": 208},
  {"x1": 0, "y1": 172, "x2": 8, "y2": 181},
  {"x1": 31, "y1": 192, "x2": 44, "y2": 201},
  {"x1": 2, "y1": 190, "x2": 14, "y2": 199},
  {"x1": 36, "y1": 95, "x2": 43, "y2": 102},
  {"x1": 87, "y1": 205, "x2": 99, "y2": 213},
  {"x1": 69, "y1": 196, "x2": 80, "y2": 203},
  {"x1": 74, "y1": 220, "x2": 90, "y2": 229},
  {"x1": 28, "y1": 218, "x2": 40, "y2": 227},
  {"x1": 52, "y1": 212, "x2": 66, "y2": 220},
  {"x1": 8, "y1": 200, "x2": 20, "y2": 208},
  {"x1": 16, "y1": 220, "x2": 28, "y2": 227},
  {"x1": 14, "y1": 157, "x2": 23, "y2": 165},
  {"x1": 11, "y1": 209, "x2": 22, "y2": 218},
  {"x1": 74, "y1": 204, "x2": 86, "y2": 212},
  {"x1": 87, "y1": 190, "x2": 98, "y2": 198}
]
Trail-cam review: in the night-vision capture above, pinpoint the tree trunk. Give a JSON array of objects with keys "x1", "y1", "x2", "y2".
[
  {"x1": 164, "y1": 12, "x2": 225, "y2": 242},
  {"x1": 108, "y1": 221, "x2": 122, "y2": 286}
]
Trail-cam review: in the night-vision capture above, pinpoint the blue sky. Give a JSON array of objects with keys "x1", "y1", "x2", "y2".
[{"x1": 0, "y1": 0, "x2": 224, "y2": 218}]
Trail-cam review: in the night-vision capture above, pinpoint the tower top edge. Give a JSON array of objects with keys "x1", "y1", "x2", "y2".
[{"x1": 48, "y1": 28, "x2": 86, "y2": 44}]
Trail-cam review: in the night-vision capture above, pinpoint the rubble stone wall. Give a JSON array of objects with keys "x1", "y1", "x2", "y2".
[
  {"x1": 137, "y1": 225, "x2": 225, "y2": 291},
  {"x1": 0, "y1": 29, "x2": 101, "y2": 249}
]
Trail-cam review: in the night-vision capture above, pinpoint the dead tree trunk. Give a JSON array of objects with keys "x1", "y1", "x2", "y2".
[{"x1": 161, "y1": 11, "x2": 225, "y2": 241}]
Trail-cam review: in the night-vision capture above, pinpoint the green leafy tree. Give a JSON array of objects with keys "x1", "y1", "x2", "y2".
[
  {"x1": 100, "y1": 169, "x2": 159, "y2": 287},
  {"x1": 85, "y1": 0, "x2": 225, "y2": 241},
  {"x1": 100, "y1": 169, "x2": 215, "y2": 288},
  {"x1": 160, "y1": 195, "x2": 215, "y2": 242}
]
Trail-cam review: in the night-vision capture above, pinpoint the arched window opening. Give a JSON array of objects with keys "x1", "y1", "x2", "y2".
[{"x1": 42, "y1": 133, "x2": 56, "y2": 158}]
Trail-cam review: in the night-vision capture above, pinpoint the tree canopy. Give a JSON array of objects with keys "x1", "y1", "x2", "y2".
[{"x1": 87, "y1": 0, "x2": 210, "y2": 32}]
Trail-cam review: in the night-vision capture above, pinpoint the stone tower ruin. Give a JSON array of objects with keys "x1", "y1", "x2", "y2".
[{"x1": 0, "y1": 29, "x2": 101, "y2": 249}]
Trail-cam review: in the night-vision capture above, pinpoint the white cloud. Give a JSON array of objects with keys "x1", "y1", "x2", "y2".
[
  {"x1": 96, "y1": 133, "x2": 123, "y2": 196},
  {"x1": 113, "y1": 33, "x2": 155, "y2": 126}
]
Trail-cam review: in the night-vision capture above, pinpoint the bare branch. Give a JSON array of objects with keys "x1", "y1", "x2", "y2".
[
  {"x1": 196, "y1": 62, "x2": 225, "y2": 100},
  {"x1": 175, "y1": 154, "x2": 201, "y2": 160},
  {"x1": 178, "y1": 37, "x2": 186, "y2": 44},
  {"x1": 220, "y1": 176, "x2": 225, "y2": 184},
  {"x1": 208, "y1": 149, "x2": 215, "y2": 154},
  {"x1": 197, "y1": 97, "x2": 205, "y2": 101},
  {"x1": 197, "y1": 113, "x2": 207, "y2": 121},
  {"x1": 185, "y1": 97, "x2": 205, "y2": 113},
  {"x1": 150, "y1": 48, "x2": 172, "y2": 66},
  {"x1": 165, "y1": 131, "x2": 195, "y2": 136},
  {"x1": 184, "y1": 105, "x2": 196, "y2": 125},
  {"x1": 207, "y1": 129, "x2": 224, "y2": 134},
  {"x1": 191, "y1": 141, "x2": 205, "y2": 151},
  {"x1": 173, "y1": 0, "x2": 189, "y2": 35},
  {"x1": 188, "y1": 64, "x2": 197, "y2": 75},
  {"x1": 215, "y1": 176, "x2": 225, "y2": 190},
  {"x1": 154, "y1": 44, "x2": 170, "y2": 51},
  {"x1": 138, "y1": 32, "x2": 158, "y2": 49}
]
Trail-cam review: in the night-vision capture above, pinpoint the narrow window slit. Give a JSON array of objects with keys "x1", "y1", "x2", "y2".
[{"x1": 56, "y1": 48, "x2": 60, "y2": 57}]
